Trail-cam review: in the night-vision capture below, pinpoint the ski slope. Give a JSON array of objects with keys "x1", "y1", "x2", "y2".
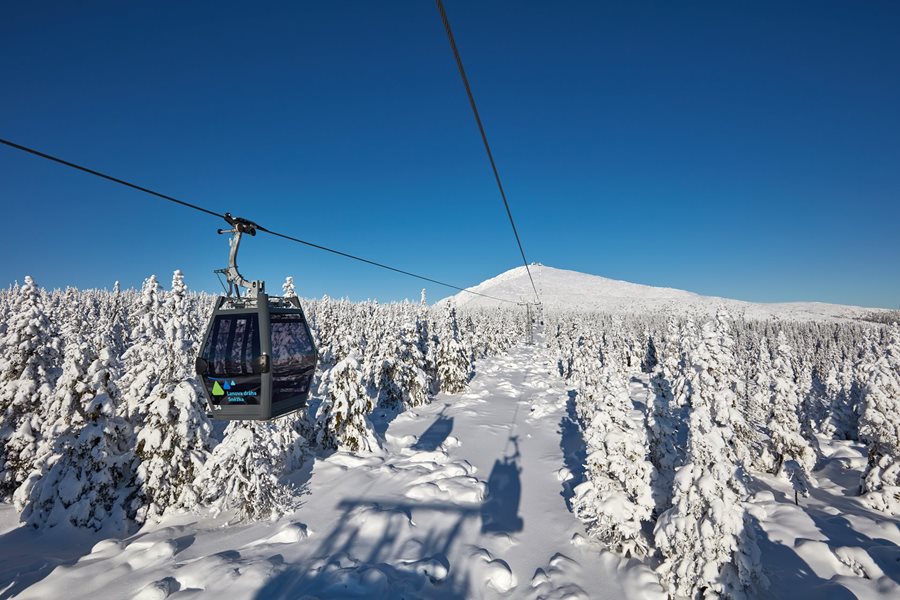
[{"x1": 443, "y1": 265, "x2": 889, "y2": 322}]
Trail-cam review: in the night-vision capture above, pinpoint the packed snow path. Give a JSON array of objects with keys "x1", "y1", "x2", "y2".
[{"x1": 1, "y1": 344, "x2": 660, "y2": 600}]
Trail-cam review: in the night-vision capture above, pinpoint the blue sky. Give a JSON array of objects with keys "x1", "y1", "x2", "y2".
[{"x1": 1, "y1": 1, "x2": 898, "y2": 307}]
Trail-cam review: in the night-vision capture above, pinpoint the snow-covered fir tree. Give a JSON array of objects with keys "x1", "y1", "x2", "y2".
[
  {"x1": 185, "y1": 421, "x2": 297, "y2": 521},
  {"x1": 654, "y1": 321, "x2": 766, "y2": 599},
  {"x1": 641, "y1": 334, "x2": 658, "y2": 373},
  {"x1": 119, "y1": 275, "x2": 167, "y2": 423},
  {"x1": 435, "y1": 304, "x2": 470, "y2": 393},
  {"x1": 315, "y1": 350, "x2": 380, "y2": 453},
  {"x1": 767, "y1": 331, "x2": 817, "y2": 484},
  {"x1": 388, "y1": 322, "x2": 430, "y2": 410},
  {"x1": 130, "y1": 271, "x2": 213, "y2": 521},
  {"x1": 133, "y1": 381, "x2": 213, "y2": 522},
  {"x1": 97, "y1": 280, "x2": 129, "y2": 357},
  {"x1": 573, "y1": 364, "x2": 655, "y2": 557},
  {"x1": 415, "y1": 305, "x2": 438, "y2": 394},
  {"x1": 695, "y1": 311, "x2": 754, "y2": 469},
  {"x1": 0, "y1": 276, "x2": 59, "y2": 498},
  {"x1": 18, "y1": 345, "x2": 134, "y2": 531},
  {"x1": 646, "y1": 362, "x2": 680, "y2": 515},
  {"x1": 744, "y1": 336, "x2": 776, "y2": 471},
  {"x1": 283, "y1": 276, "x2": 297, "y2": 298},
  {"x1": 858, "y1": 324, "x2": 900, "y2": 514}
]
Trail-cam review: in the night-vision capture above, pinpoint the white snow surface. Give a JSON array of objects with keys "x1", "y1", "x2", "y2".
[
  {"x1": 442, "y1": 264, "x2": 889, "y2": 321},
  {"x1": 2, "y1": 342, "x2": 898, "y2": 599},
  {"x1": 0, "y1": 343, "x2": 662, "y2": 600}
]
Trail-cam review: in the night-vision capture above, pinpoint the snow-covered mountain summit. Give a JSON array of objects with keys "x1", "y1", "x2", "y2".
[{"x1": 441, "y1": 264, "x2": 885, "y2": 322}]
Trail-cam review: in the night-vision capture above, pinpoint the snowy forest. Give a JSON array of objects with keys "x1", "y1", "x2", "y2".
[{"x1": 1, "y1": 272, "x2": 899, "y2": 599}]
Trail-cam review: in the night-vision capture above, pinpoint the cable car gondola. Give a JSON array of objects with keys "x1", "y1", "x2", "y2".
[{"x1": 195, "y1": 213, "x2": 318, "y2": 420}]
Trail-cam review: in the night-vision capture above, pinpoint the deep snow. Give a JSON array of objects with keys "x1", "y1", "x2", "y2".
[{"x1": 1, "y1": 340, "x2": 898, "y2": 599}]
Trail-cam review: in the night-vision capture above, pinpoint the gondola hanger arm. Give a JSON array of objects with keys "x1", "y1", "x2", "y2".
[{"x1": 216, "y1": 212, "x2": 265, "y2": 297}]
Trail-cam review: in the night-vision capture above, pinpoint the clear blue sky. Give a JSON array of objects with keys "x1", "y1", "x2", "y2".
[{"x1": 1, "y1": 1, "x2": 898, "y2": 308}]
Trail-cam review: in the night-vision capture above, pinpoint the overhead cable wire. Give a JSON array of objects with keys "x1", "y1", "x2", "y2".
[
  {"x1": 0, "y1": 136, "x2": 517, "y2": 304},
  {"x1": 0, "y1": 137, "x2": 224, "y2": 219},
  {"x1": 435, "y1": 0, "x2": 541, "y2": 304}
]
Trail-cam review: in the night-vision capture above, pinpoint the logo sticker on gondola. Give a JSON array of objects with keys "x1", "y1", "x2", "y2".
[{"x1": 208, "y1": 377, "x2": 260, "y2": 405}]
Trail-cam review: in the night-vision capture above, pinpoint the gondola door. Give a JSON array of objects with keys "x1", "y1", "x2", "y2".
[{"x1": 196, "y1": 295, "x2": 274, "y2": 420}]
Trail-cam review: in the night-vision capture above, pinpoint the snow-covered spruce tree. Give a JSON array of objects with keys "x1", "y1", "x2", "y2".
[
  {"x1": 159, "y1": 270, "x2": 195, "y2": 382},
  {"x1": 822, "y1": 363, "x2": 854, "y2": 440},
  {"x1": 415, "y1": 305, "x2": 439, "y2": 395},
  {"x1": 364, "y1": 329, "x2": 397, "y2": 409},
  {"x1": 131, "y1": 271, "x2": 213, "y2": 522},
  {"x1": 767, "y1": 331, "x2": 816, "y2": 484},
  {"x1": 133, "y1": 381, "x2": 212, "y2": 522},
  {"x1": 119, "y1": 275, "x2": 167, "y2": 423},
  {"x1": 858, "y1": 324, "x2": 900, "y2": 514},
  {"x1": 573, "y1": 364, "x2": 655, "y2": 557},
  {"x1": 58, "y1": 287, "x2": 87, "y2": 351},
  {"x1": 836, "y1": 355, "x2": 864, "y2": 441},
  {"x1": 704, "y1": 311, "x2": 738, "y2": 419},
  {"x1": 0, "y1": 276, "x2": 59, "y2": 498},
  {"x1": 641, "y1": 334, "x2": 658, "y2": 373},
  {"x1": 654, "y1": 326, "x2": 766, "y2": 600},
  {"x1": 268, "y1": 412, "x2": 312, "y2": 473},
  {"x1": 283, "y1": 276, "x2": 297, "y2": 298},
  {"x1": 97, "y1": 280, "x2": 130, "y2": 358},
  {"x1": 658, "y1": 315, "x2": 682, "y2": 369},
  {"x1": 19, "y1": 345, "x2": 135, "y2": 531},
  {"x1": 570, "y1": 332, "x2": 602, "y2": 393},
  {"x1": 436, "y1": 304, "x2": 471, "y2": 394},
  {"x1": 744, "y1": 336, "x2": 777, "y2": 472},
  {"x1": 390, "y1": 322, "x2": 430, "y2": 410},
  {"x1": 696, "y1": 311, "x2": 754, "y2": 469},
  {"x1": 185, "y1": 421, "x2": 297, "y2": 521},
  {"x1": 646, "y1": 362, "x2": 680, "y2": 515},
  {"x1": 571, "y1": 334, "x2": 605, "y2": 427},
  {"x1": 315, "y1": 350, "x2": 380, "y2": 453},
  {"x1": 27, "y1": 338, "x2": 99, "y2": 482},
  {"x1": 670, "y1": 317, "x2": 698, "y2": 408}
]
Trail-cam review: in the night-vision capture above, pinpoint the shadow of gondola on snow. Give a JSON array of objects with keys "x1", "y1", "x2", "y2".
[
  {"x1": 254, "y1": 498, "x2": 476, "y2": 599},
  {"x1": 480, "y1": 435, "x2": 524, "y2": 535},
  {"x1": 412, "y1": 408, "x2": 454, "y2": 452},
  {"x1": 558, "y1": 390, "x2": 587, "y2": 510}
]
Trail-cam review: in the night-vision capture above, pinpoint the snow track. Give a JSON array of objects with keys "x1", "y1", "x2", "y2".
[{"x1": 2, "y1": 343, "x2": 659, "y2": 599}]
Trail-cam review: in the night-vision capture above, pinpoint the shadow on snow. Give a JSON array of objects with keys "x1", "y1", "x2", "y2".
[
  {"x1": 411, "y1": 410, "x2": 454, "y2": 453},
  {"x1": 254, "y1": 498, "x2": 478, "y2": 599},
  {"x1": 480, "y1": 435, "x2": 524, "y2": 535},
  {"x1": 0, "y1": 522, "x2": 107, "y2": 599},
  {"x1": 558, "y1": 389, "x2": 587, "y2": 510}
]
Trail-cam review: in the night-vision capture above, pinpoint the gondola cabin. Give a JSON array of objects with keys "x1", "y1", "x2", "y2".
[
  {"x1": 195, "y1": 212, "x2": 318, "y2": 420},
  {"x1": 196, "y1": 292, "x2": 317, "y2": 420}
]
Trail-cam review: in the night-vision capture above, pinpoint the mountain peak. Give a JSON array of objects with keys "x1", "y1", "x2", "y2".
[{"x1": 441, "y1": 264, "x2": 883, "y2": 322}]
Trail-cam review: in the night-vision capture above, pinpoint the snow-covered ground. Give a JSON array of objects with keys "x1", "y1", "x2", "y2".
[
  {"x1": 0, "y1": 342, "x2": 655, "y2": 599},
  {"x1": 2, "y1": 339, "x2": 897, "y2": 599},
  {"x1": 444, "y1": 264, "x2": 892, "y2": 321}
]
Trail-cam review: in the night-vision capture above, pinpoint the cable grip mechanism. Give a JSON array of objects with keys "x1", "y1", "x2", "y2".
[{"x1": 215, "y1": 212, "x2": 265, "y2": 298}]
